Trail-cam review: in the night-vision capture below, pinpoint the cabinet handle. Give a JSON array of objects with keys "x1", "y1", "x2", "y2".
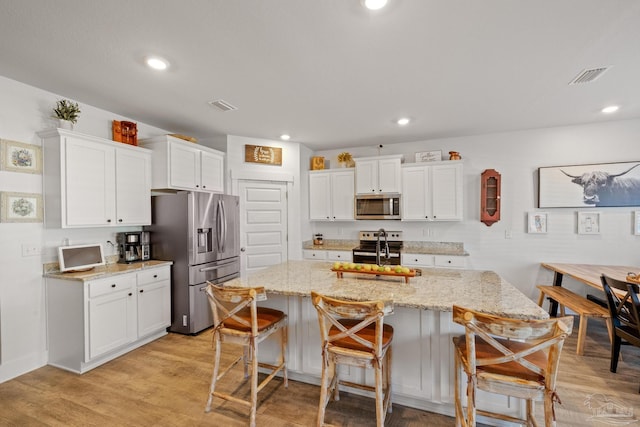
[
  {"x1": 414, "y1": 259, "x2": 418, "y2": 262},
  {"x1": 111, "y1": 284, "x2": 116, "y2": 288},
  {"x1": 448, "y1": 260, "x2": 452, "y2": 264},
  {"x1": 128, "y1": 292, "x2": 133, "y2": 296},
  {"x1": 139, "y1": 289, "x2": 144, "y2": 293},
  {"x1": 202, "y1": 185, "x2": 206, "y2": 188},
  {"x1": 107, "y1": 219, "x2": 111, "y2": 223},
  {"x1": 118, "y1": 219, "x2": 123, "y2": 223},
  {"x1": 153, "y1": 274, "x2": 158, "y2": 278},
  {"x1": 326, "y1": 216, "x2": 330, "y2": 219},
  {"x1": 196, "y1": 185, "x2": 200, "y2": 188}
]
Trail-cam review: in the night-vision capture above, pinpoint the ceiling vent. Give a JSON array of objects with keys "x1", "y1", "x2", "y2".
[
  {"x1": 208, "y1": 99, "x2": 238, "y2": 112},
  {"x1": 568, "y1": 67, "x2": 610, "y2": 85}
]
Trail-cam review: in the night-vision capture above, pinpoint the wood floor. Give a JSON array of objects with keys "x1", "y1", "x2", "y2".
[{"x1": 1, "y1": 316, "x2": 639, "y2": 426}]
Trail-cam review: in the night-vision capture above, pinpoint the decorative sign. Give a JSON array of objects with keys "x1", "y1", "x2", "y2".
[
  {"x1": 415, "y1": 150, "x2": 442, "y2": 162},
  {"x1": 245, "y1": 145, "x2": 282, "y2": 166},
  {"x1": 0, "y1": 139, "x2": 42, "y2": 174}
]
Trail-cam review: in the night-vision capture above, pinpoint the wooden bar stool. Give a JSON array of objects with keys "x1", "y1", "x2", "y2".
[
  {"x1": 452, "y1": 305, "x2": 573, "y2": 427},
  {"x1": 311, "y1": 291, "x2": 394, "y2": 427},
  {"x1": 204, "y1": 282, "x2": 288, "y2": 427}
]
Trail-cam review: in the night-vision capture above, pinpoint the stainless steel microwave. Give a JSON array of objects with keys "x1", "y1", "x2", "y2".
[{"x1": 355, "y1": 194, "x2": 401, "y2": 220}]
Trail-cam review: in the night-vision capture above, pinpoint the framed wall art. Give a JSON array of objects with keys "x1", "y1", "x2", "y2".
[
  {"x1": 527, "y1": 212, "x2": 548, "y2": 234},
  {"x1": 0, "y1": 139, "x2": 42, "y2": 174},
  {"x1": 0, "y1": 192, "x2": 43, "y2": 223},
  {"x1": 538, "y1": 161, "x2": 640, "y2": 208},
  {"x1": 577, "y1": 211, "x2": 601, "y2": 235}
]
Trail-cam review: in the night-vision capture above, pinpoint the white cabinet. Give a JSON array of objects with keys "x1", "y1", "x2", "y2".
[
  {"x1": 354, "y1": 155, "x2": 403, "y2": 194},
  {"x1": 402, "y1": 253, "x2": 467, "y2": 269},
  {"x1": 326, "y1": 250, "x2": 353, "y2": 262},
  {"x1": 401, "y1": 161, "x2": 463, "y2": 221},
  {"x1": 87, "y1": 275, "x2": 137, "y2": 360},
  {"x1": 140, "y1": 135, "x2": 224, "y2": 192},
  {"x1": 40, "y1": 128, "x2": 152, "y2": 228},
  {"x1": 303, "y1": 249, "x2": 353, "y2": 262},
  {"x1": 309, "y1": 170, "x2": 355, "y2": 221},
  {"x1": 136, "y1": 267, "x2": 172, "y2": 337},
  {"x1": 303, "y1": 249, "x2": 328, "y2": 261},
  {"x1": 46, "y1": 265, "x2": 171, "y2": 374}
]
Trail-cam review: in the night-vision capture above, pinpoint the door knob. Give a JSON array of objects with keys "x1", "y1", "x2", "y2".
[{"x1": 240, "y1": 247, "x2": 246, "y2": 252}]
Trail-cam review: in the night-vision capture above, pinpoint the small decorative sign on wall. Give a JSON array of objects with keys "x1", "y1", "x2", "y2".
[
  {"x1": 245, "y1": 144, "x2": 282, "y2": 166},
  {"x1": 0, "y1": 139, "x2": 42, "y2": 174},
  {"x1": 0, "y1": 192, "x2": 43, "y2": 223}
]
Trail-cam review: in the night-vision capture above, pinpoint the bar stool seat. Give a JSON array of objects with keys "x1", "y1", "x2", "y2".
[
  {"x1": 204, "y1": 283, "x2": 288, "y2": 427},
  {"x1": 311, "y1": 291, "x2": 394, "y2": 427}
]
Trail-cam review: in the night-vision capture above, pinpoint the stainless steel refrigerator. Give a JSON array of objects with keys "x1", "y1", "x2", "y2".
[{"x1": 146, "y1": 191, "x2": 240, "y2": 334}]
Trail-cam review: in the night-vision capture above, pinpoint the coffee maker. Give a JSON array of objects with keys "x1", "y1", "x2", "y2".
[{"x1": 117, "y1": 231, "x2": 150, "y2": 263}]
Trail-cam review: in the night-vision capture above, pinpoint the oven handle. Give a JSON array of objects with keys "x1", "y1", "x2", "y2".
[{"x1": 353, "y1": 251, "x2": 400, "y2": 258}]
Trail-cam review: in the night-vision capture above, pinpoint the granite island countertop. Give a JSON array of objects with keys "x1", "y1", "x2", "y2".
[
  {"x1": 225, "y1": 260, "x2": 547, "y2": 320},
  {"x1": 43, "y1": 260, "x2": 173, "y2": 282}
]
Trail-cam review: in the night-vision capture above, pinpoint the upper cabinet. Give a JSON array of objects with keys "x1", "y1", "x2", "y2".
[
  {"x1": 140, "y1": 135, "x2": 224, "y2": 193},
  {"x1": 354, "y1": 155, "x2": 403, "y2": 194},
  {"x1": 40, "y1": 128, "x2": 152, "y2": 228},
  {"x1": 401, "y1": 161, "x2": 463, "y2": 221},
  {"x1": 309, "y1": 169, "x2": 355, "y2": 221}
]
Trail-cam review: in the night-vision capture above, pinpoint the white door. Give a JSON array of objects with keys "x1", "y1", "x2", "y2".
[{"x1": 238, "y1": 181, "x2": 288, "y2": 276}]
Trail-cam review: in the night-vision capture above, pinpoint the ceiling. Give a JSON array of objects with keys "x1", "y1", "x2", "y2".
[{"x1": 1, "y1": 0, "x2": 639, "y2": 151}]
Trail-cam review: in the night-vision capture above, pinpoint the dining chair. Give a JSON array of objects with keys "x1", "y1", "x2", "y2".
[
  {"x1": 452, "y1": 305, "x2": 573, "y2": 427},
  {"x1": 311, "y1": 291, "x2": 394, "y2": 427},
  {"x1": 204, "y1": 282, "x2": 288, "y2": 427},
  {"x1": 600, "y1": 274, "x2": 640, "y2": 393}
]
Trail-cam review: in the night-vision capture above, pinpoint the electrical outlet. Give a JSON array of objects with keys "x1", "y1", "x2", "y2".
[{"x1": 22, "y1": 244, "x2": 42, "y2": 257}]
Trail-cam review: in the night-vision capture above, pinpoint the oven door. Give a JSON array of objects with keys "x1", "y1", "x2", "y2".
[{"x1": 352, "y1": 250, "x2": 401, "y2": 265}]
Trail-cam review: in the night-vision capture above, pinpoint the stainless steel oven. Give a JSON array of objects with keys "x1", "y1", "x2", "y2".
[
  {"x1": 355, "y1": 194, "x2": 401, "y2": 220},
  {"x1": 352, "y1": 230, "x2": 403, "y2": 266}
]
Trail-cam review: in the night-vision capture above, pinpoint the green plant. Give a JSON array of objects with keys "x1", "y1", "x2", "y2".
[{"x1": 53, "y1": 99, "x2": 81, "y2": 124}]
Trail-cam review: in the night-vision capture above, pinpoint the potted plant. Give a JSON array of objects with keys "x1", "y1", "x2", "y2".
[
  {"x1": 337, "y1": 151, "x2": 353, "y2": 167},
  {"x1": 53, "y1": 99, "x2": 81, "y2": 129}
]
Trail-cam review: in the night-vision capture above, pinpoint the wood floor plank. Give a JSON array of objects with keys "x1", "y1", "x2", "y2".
[{"x1": 0, "y1": 316, "x2": 638, "y2": 426}]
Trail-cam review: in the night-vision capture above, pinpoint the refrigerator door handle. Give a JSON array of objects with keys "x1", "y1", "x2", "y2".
[
  {"x1": 217, "y1": 199, "x2": 227, "y2": 253},
  {"x1": 198, "y1": 259, "x2": 238, "y2": 272}
]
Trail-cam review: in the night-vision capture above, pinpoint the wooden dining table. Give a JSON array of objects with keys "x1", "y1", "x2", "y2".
[{"x1": 541, "y1": 262, "x2": 640, "y2": 315}]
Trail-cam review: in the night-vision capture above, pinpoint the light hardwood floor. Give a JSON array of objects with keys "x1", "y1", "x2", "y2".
[{"x1": 1, "y1": 316, "x2": 638, "y2": 426}]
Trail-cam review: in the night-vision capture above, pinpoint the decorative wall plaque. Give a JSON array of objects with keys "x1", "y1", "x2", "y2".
[{"x1": 245, "y1": 144, "x2": 282, "y2": 166}]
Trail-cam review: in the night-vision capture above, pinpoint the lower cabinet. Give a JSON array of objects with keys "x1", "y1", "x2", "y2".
[
  {"x1": 402, "y1": 253, "x2": 468, "y2": 269},
  {"x1": 257, "y1": 294, "x2": 522, "y2": 421},
  {"x1": 47, "y1": 265, "x2": 171, "y2": 374},
  {"x1": 303, "y1": 249, "x2": 353, "y2": 262}
]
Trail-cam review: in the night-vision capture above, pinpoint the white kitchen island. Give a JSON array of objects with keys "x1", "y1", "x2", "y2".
[{"x1": 224, "y1": 260, "x2": 549, "y2": 425}]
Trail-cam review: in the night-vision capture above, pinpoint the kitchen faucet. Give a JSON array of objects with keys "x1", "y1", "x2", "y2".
[{"x1": 375, "y1": 228, "x2": 390, "y2": 266}]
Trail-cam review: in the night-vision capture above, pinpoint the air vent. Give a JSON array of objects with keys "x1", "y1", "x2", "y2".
[
  {"x1": 208, "y1": 99, "x2": 238, "y2": 112},
  {"x1": 569, "y1": 67, "x2": 610, "y2": 85}
]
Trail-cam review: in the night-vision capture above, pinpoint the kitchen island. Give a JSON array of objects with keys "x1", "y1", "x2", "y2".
[{"x1": 224, "y1": 260, "x2": 548, "y2": 423}]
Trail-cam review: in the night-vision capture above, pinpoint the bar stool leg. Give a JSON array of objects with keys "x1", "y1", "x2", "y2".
[
  {"x1": 250, "y1": 338, "x2": 258, "y2": 427},
  {"x1": 205, "y1": 333, "x2": 222, "y2": 413},
  {"x1": 317, "y1": 355, "x2": 330, "y2": 427},
  {"x1": 282, "y1": 325, "x2": 289, "y2": 387}
]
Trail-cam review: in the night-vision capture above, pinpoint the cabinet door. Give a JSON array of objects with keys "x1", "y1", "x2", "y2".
[
  {"x1": 431, "y1": 163, "x2": 463, "y2": 221},
  {"x1": 200, "y1": 150, "x2": 224, "y2": 192},
  {"x1": 355, "y1": 159, "x2": 378, "y2": 194},
  {"x1": 115, "y1": 148, "x2": 151, "y2": 225},
  {"x1": 88, "y1": 284, "x2": 136, "y2": 360},
  {"x1": 401, "y1": 167, "x2": 429, "y2": 220},
  {"x1": 378, "y1": 158, "x2": 402, "y2": 193},
  {"x1": 169, "y1": 142, "x2": 200, "y2": 190},
  {"x1": 137, "y1": 280, "x2": 171, "y2": 337},
  {"x1": 309, "y1": 173, "x2": 332, "y2": 220},
  {"x1": 65, "y1": 137, "x2": 116, "y2": 227},
  {"x1": 330, "y1": 170, "x2": 355, "y2": 220}
]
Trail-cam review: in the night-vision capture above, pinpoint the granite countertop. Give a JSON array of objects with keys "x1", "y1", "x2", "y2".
[
  {"x1": 43, "y1": 260, "x2": 173, "y2": 282},
  {"x1": 224, "y1": 260, "x2": 547, "y2": 320},
  {"x1": 302, "y1": 240, "x2": 468, "y2": 256}
]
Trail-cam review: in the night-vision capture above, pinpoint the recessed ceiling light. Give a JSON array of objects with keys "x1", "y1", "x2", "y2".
[
  {"x1": 280, "y1": 134, "x2": 291, "y2": 141},
  {"x1": 362, "y1": 0, "x2": 388, "y2": 11},
  {"x1": 396, "y1": 118, "x2": 410, "y2": 126},
  {"x1": 146, "y1": 56, "x2": 169, "y2": 71},
  {"x1": 601, "y1": 105, "x2": 619, "y2": 114}
]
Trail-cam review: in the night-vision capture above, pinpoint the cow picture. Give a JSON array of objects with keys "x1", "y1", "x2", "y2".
[{"x1": 538, "y1": 161, "x2": 640, "y2": 208}]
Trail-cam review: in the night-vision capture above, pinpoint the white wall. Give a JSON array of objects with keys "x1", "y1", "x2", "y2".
[
  {"x1": 311, "y1": 119, "x2": 640, "y2": 299},
  {"x1": 0, "y1": 75, "x2": 170, "y2": 382}
]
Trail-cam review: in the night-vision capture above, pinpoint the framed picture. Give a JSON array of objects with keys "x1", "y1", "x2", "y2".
[
  {"x1": 0, "y1": 192, "x2": 43, "y2": 223},
  {"x1": 415, "y1": 150, "x2": 442, "y2": 162},
  {"x1": 577, "y1": 211, "x2": 601, "y2": 235},
  {"x1": 635, "y1": 211, "x2": 640, "y2": 236},
  {"x1": 528, "y1": 212, "x2": 548, "y2": 234},
  {"x1": 0, "y1": 139, "x2": 42, "y2": 174},
  {"x1": 538, "y1": 161, "x2": 640, "y2": 208}
]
